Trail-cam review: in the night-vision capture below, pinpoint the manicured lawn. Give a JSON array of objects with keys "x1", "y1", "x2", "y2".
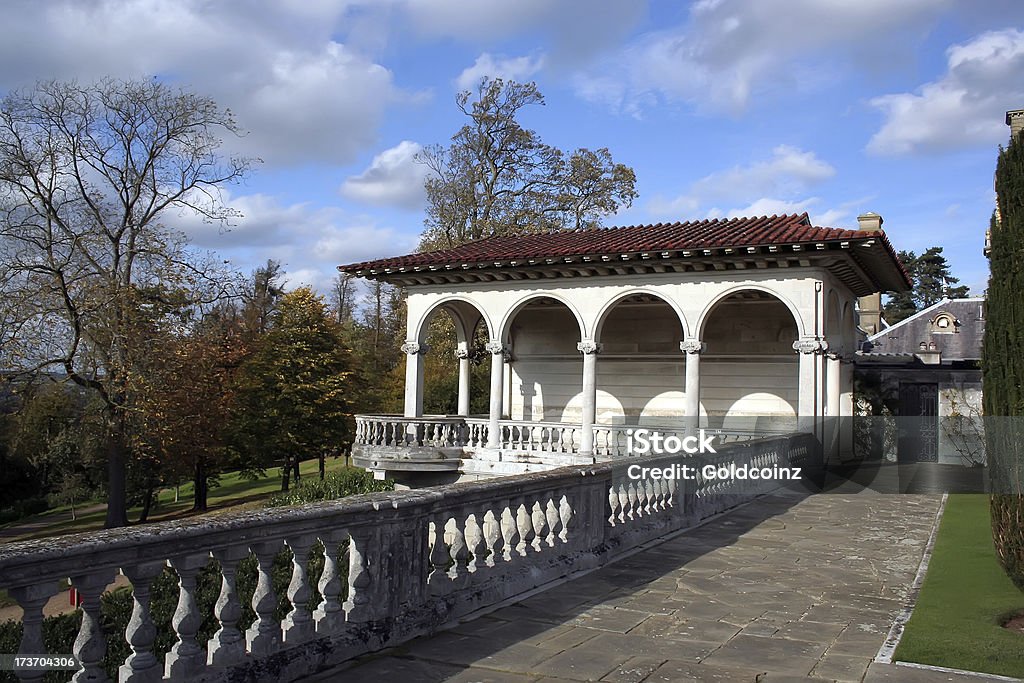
[
  {"x1": 0, "y1": 456, "x2": 352, "y2": 542},
  {"x1": 895, "y1": 494, "x2": 1024, "y2": 678}
]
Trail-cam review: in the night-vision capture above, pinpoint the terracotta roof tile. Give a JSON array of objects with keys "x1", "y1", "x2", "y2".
[{"x1": 339, "y1": 213, "x2": 910, "y2": 290}]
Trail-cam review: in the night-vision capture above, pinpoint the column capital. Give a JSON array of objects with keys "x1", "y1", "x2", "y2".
[
  {"x1": 793, "y1": 338, "x2": 829, "y2": 355},
  {"x1": 826, "y1": 350, "x2": 844, "y2": 361},
  {"x1": 455, "y1": 348, "x2": 471, "y2": 360},
  {"x1": 679, "y1": 339, "x2": 706, "y2": 355},
  {"x1": 401, "y1": 341, "x2": 429, "y2": 355},
  {"x1": 577, "y1": 340, "x2": 603, "y2": 355},
  {"x1": 484, "y1": 341, "x2": 507, "y2": 355}
]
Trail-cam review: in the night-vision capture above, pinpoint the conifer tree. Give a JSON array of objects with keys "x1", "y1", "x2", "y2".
[{"x1": 987, "y1": 127, "x2": 1024, "y2": 590}]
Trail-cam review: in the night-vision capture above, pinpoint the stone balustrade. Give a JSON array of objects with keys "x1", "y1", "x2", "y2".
[
  {"x1": 354, "y1": 415, "x2": 782, "y2": 462},
  {"x1": 0, "y1": 433, "x2": 819, "y2": 683}
]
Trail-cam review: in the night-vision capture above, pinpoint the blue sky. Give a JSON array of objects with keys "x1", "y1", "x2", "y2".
[{"x1": 1, "y1": 1, "x2": 1022, "y2": 296}]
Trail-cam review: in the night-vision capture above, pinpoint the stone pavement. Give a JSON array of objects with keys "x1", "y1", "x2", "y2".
[{"x1": 316, "y1": 491, "x2": 969, "y2": 682}]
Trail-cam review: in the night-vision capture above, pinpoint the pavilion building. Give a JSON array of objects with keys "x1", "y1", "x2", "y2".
[{"x1": 339, "y1": 212, "x2": 910, "y2": 487}]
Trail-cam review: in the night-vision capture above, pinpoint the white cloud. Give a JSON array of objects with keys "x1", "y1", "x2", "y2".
[
  {"x1": 867, "y1": 29, "x2": 1024, "y2": 155},
  {"x1": 172, "y1": 190, "x2": 417, "y2": 293},
  {"x1": 340, "y1": 141, "x2": 429, "y2": 209},
  {"x1": 651, "y1": 146, "x2": 835, "y2": 215},
  {"x1": 574, "y1": 0, "x2": 951, "y2": 114},
  {"x1": 0, "y1": 1, "x2": 404, "y2": 166},
  {"x1": 397, "y1": 0, "x2": 643, "y2": 64},
  {"x1": 456, "y1": 53, "x2": 546, "y2": 91}
]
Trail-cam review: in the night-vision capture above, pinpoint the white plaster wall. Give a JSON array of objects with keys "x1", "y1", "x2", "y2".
[{"x1": 937, "y1": 379, "x2": 985, "y2": 466}]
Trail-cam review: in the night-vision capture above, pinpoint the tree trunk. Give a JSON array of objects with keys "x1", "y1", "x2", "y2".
[
  {"x1": 293, "y1": 457, "x2": 300, "y2": 484},
  {"x1": 192, "y1": 460, "x2": 208, "y2": 512},
  {"x1": 281, "y1": 456, "x2": 291, "y2": 492},
  {"x1": 104, "y1": 434, "x2": 129, "y2": 528},
  {"x1": 319, "y1": 452, "x2": 325, "y2": 480},
  {"x1": 137, "y1": 485, "x2": 154, "y2": 523}
]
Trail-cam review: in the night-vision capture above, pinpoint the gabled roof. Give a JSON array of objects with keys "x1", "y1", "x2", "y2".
[
  {"x1": 339, "y1": 213, "x2": 911, "y2": 294},
  {"x1": 863, "y1": 298, "x2": 985, "y2": 362}
]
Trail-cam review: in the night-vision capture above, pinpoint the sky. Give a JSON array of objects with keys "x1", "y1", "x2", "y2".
[{"x1": 1, "y1": 0, "x2": 1022, "y2": 297}]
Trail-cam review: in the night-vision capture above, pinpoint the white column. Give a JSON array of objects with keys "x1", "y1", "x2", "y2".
[
  {"x1": 401, "y1": 341, "x2": 427, "y2": 417},
  {"x1": 680, "y1": 339, "x2": 705, "y2": 432},
  {"x1": 456, "y1": 345, "x2": 471, "y2": 416},
  {"x1": 793, "y1": 337, "x2": 825, "y2": 437},
  {"x1": 577, "y1": 340, "x2": 601, "y2": 456},
  {"x1": 826, "y1": 350, "x2": 842, "y2": 463},
  {"x1": 485, "y1": 341, "x2": 506, "y2": 449}
]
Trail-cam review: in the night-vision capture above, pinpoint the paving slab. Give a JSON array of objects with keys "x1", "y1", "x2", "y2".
[{"x1": 322, "y1": 492, "x2": 945, "y2": 682}]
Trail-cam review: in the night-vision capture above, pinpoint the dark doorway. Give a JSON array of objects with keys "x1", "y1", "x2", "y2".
[{"x1": 898, "y1": 382, "x2": 938, "y2": 462}]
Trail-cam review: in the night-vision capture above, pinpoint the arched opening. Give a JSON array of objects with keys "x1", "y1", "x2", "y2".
[
  {"x1": 503, "y1": 296, "x2": 585, "y2": 422},
  {"x1": 415, "y1": 300, "x2": 491, "y2": 416},
  {"x1": 592, "y1": 293, "x2": 687, "y2": 426},
  {"x1": 698, "y1": 290, "x2": 800, "y2": 431}
]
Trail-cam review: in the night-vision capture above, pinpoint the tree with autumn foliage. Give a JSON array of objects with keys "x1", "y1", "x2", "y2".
[{"x1": 231, "y1": 288, "x2": 354, "y2": 491}]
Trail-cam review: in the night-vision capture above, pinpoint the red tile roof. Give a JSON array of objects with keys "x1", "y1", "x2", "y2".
[{"x1": 340, "y1": 213, "x2": 907, "y2": 281}]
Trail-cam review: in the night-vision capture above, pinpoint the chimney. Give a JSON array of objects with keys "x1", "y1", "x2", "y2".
[
  {"x1": 1007, "y1": 109, "x2": 1024, "y2": 138},
  {"x1": 856, "y1": 212, "x2": 884, "y2": 335},
  {"x1": 857, "y1": 212, "x2": 883, "y2": 232}
]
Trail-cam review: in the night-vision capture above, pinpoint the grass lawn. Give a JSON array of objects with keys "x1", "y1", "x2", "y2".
[
  {"x1": 0, "y1": 456, "x2": 352, "y2": 542},
  {"x1": 895, "y1": 494, "x2": 1024, "y2": 678}
]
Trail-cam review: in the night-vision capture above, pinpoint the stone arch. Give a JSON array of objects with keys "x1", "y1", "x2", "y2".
[
  {"x1": 592, "y1": 288, "x2": 690, "y2": 340},
  {"x1": 695, "y1": 284, "x2": 806, "y2": 340},
  {"x1": 695, "y1": 287, "x2": 801, "y2": 431},
  {"x1": 499, "y1": 292, "x2": 587, "y2": 343},
  {"x1": 413, "y1": 295, "x2": 492, "y2": 345}
]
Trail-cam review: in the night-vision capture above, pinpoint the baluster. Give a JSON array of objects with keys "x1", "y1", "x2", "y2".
[
  {"x1": 464, "y1": 513, "x2": 486, "y2": 573},
  {"x1": 531, "y1": 501, "x2": 547, "y2": 552},
  {"x1": 119, "y1": 561, "x2": 165, "y2": 683},
  {"x1": 207, "y1": 547, "x2": 248, "y2": 666},
  {"x1": 618, "y1": 482, "x2": 631, "y2": 522},
  {"x1": 644, "y1": 478, "x2": 656, "y2": 516},
  {"x1": 282, "y1": 535, "x2": 316, "y2": 644},
  {"x1": 447, "y1": 517, "x2": 469, "y2": 580},
  {"x1": 499, "y1": 505, "x2": 518, "y2": 563},
  {"x1": 626, "y1": 481, "x2": 639, "y2": 520},
  {"x1": 559, "y1": 494, "x2": 574, "y2": 543},
  {"x1": 345, "y1": 528, "x2": 374, "y2": 621},
  {"x1": 652, "y1": 476, "x2": 665, "y2": 512},
  {"x1": 608, "y1": 484, "x2": 621, "y2": 526},
  {"x1": 544, "y1": 497, "x2": 560, "y2": 547},
  {"x1": 315, "y1": 534, "x2": 347, "y2": 636},
  {"x1": 165, "y1": 554, "x2": 208, "y2": 679},
  {"x1": 68, "y1": 569, "x2": 114, "y2": 683},
  {"x1": 9, "y1": 583, "x2": 58, "y2": 683},
  {"x1": 482, "y1": 510, "x2": 501, "y2": 568},
  {"x1": 515, "y1": 503, "x2": 533, "y2": 556},
  {"x1": 427, "y1": 519, "x2": 451, "y2": 595},
  {"x1": 246, "y1": 540, "x2": 280, "y2": 656}
]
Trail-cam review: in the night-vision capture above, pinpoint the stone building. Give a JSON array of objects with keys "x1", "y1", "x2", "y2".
[
  {"x1": 857, "y1": 298, "x2": 985, "y2": 466},
  {"x1": 339, "y1": 212, "x2": 910, "y2": 486}
]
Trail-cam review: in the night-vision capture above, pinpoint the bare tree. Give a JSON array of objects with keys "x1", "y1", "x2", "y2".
[
  {"x1": 330, "y1": 271, "x2": 358, "y2": 324},
  {"x1": 0, "y1": 78, "x2": 253, "y2": 527}
]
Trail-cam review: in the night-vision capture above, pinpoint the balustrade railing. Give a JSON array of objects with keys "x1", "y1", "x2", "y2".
[
  {"x1": 355, "y1": 415, "x2": 779, "y2": 461},
  {"x1": 0, "y1": 433, "x2": 818, "y2": 683}
]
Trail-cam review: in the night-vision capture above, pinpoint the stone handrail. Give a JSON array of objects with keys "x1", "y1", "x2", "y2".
[{"x1": 1, "y1": 432, "x2": 817, "y2": 682}]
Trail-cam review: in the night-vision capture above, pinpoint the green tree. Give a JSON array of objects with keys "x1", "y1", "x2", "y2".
[
  {"x1": 987, "y1": 130, "x2": 1024, "y2": 591},
  {"x1": 0, "y1": 78, "x2": 252, "y2": 527},
  {"x1": 883, "y1": 247, "x2": 971, "y2": 324},
  {"x1": 232, "y1": 288, "x2": 354, "y2": 491},
  {"x1": 417, "y1": 77, "x2": 638, "y2": 250}
]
